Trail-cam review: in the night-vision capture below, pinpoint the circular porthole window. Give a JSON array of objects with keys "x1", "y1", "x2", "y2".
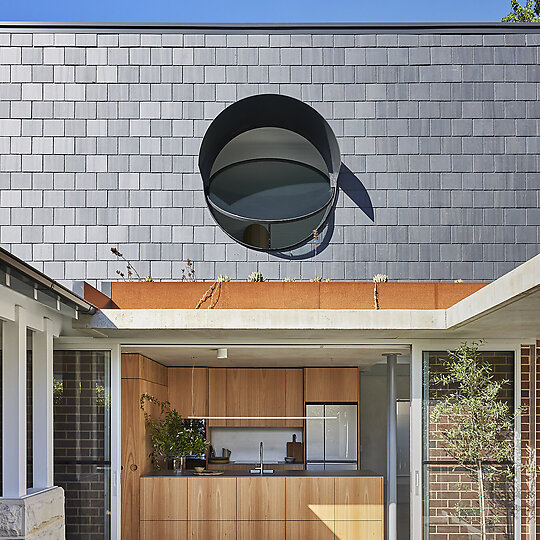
[{"x1": 199, "y1": 94, "x2": 341, "y2": 251}]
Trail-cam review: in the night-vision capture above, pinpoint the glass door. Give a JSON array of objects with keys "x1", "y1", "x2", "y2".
[{"x1": 53, "y1": 350, "x2": 111, "y2": 540}]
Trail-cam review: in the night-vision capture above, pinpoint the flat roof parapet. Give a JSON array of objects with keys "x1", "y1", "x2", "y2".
[{"x1": 85, "y1": 281, "x2": 487, "y2": 310}]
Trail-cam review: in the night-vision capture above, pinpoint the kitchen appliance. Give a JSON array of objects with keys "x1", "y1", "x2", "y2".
[{"x1": 305, "y1": 404, "x2": 358, "y2": 470}]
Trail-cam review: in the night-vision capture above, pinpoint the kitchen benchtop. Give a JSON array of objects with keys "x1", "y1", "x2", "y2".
[{"x1": 141, "y1": 469, "x2": 381, "y2": 478}]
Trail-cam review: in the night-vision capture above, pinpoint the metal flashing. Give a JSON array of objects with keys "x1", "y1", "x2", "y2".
[{"x1": 0, "y1": 21, "x2": 539, "y2": 34}]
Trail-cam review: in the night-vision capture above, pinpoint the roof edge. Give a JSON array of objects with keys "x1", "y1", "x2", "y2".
[
  {"x1": 1, "y1": 21, "x2": 540, "y2": 34},
  {"x1": 0, "y1": 245, "x2": 96, "y2": 314}
]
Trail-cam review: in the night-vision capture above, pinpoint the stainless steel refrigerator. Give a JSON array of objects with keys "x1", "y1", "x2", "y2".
[{"x1": 305, "y1": 404, "x2": 358, "y2": 470}]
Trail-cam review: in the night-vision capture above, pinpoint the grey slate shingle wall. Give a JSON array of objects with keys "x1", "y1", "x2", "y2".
[{"x1": 0, "y1": 29, "x2": 539, "y2": 286}]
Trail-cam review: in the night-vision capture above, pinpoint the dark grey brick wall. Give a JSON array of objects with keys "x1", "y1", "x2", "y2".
[{"x1": 0, "y1": 28, "x2": 539, "y2": 285}]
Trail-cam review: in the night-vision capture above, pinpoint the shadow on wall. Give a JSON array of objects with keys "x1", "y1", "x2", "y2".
[{"x1": 273, "y1": 163, "x2": 374, "y2": 261}]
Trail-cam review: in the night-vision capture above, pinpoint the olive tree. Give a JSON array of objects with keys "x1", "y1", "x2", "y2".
[{"x1": 430, "y1": 342, "x2": 517, "y2": 538}]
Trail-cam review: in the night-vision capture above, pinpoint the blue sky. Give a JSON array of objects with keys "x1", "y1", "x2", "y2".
[{"x1": 2, "y1": 0, "x2": 514, "y2": 23}]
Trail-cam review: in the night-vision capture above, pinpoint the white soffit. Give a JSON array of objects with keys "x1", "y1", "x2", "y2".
[{"x1": 120, "y1": 344, "x2": 411, "y2": 368}]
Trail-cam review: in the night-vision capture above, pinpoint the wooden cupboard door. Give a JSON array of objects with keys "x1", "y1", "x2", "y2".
[
  {"x1": 168, "y1": 367, "x2": 208, "y2": 418},
  {"x1": 140, "y1": 355, "x2": 168, "y2": 386},
  {"x1": 208, "y1": 368, "x2": 227, "y2": 427},
  {"x1": 284, "y1": 368, "x2": 304, "y2": 427},
  {"x1": 188, "y1": 478, "x2": 236, "y2": 520},
  {"x1": 226, "y1": 369, "x2": 253, "y2": 427},
  {"x1": 333, "y1": 520, "x2": 383, "y2": 540},
  {"x1": 140, "y1": 520, "x2": 188, "y2": 540},
  {"x1": 189, "y1": 521, "x2": 236, "y2": 539},
  {"x1": 304, "y1": 368, "x2": 358, "y2": 403},
  {"x1": 285, "y1": 477, "x2": 334, "y2": 521},
  {"x1": 122, "y1": 353, "x2": 167, "y2": 385},
  {"x1": 334, "y1": 477, "x2": 384, "y2": 521},
  {"x1": 121, "y1": 353, "x2": 140, "y2": 379},
  {"x1": 121, "y1": 378, "x2": 142, "y2": 540},
  {"x1": 140, "y1": 477, "x2": 188, "y2": 520},
  {"x1": 237, "y1": 521, "x2": 285, "y2": 540},
  {"x1": 259, "y1": 369, "x2": 286, "y2": 427},
  {"x1": 285, "y1": 521, "x2": 334, "y2": 540},
  {"x1": 236, "y1": 477, "x2": 285, "y2": 520},
  {"x1": 227, "y1": 368, "x2": 268, "y2": 427}
]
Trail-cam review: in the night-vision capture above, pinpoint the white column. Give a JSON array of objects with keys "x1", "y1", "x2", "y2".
[
  {"x1": 385, "y1": 353, "x2": 398, "y2": 540},
  {"x1": 410, "y1": 343, "x2": 424, "y2": 539},
  {"x1": 110, "y1": 343, "x2": 122, "y2": 540},
  {"x1": 2, "y1": 306, "x2": 27, "y2": 497},
  {"x1": 32, "y1": 318, "x2": 54, "y2": 490}
]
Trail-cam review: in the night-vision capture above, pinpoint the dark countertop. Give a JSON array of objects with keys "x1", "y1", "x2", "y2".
[{"x1": 141, "y1": 469, "x2": 381, "y2": 478}]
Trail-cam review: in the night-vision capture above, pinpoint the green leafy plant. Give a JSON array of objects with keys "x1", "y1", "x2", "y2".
[
  {"x1": 53, "y1": 379, "x2": 64, "y2": 405},
  {"x1": 503, "y1": 0, "x2": 540, "y2": 21},
  {"x1": 217, "y1": 274, "x2": 231, "y2": 282},
  {"x1": 140, "y1": 393, "x2": 208, "y2": 469},
  {"x1": 430, "y1": 342, "x2": 517, "y2": 538},
  {"x1": 95, "y1": 383, "x2": 110, "y2": 407},
  {"x1": 309, "y1": 276, "x2": 331, "y2": 282}
]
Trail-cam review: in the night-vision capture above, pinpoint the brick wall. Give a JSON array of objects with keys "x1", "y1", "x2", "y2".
[
  {"x1": 520, "y1": 344, "x2": 539, "y2": 540},
  {"x1": 53, "y1": 350, "x2": 110, "y2": 540},
  {"x1": 0, "y1": 27, "x2": 539, "y2": 286},
  {"x1": 425, "y1": 351, "x2": 515, "y2": 539}
]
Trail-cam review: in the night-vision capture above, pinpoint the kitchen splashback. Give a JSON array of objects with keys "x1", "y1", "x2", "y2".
[{"x1": 210, "y1": 428, "x2": 303, "y2": 463}]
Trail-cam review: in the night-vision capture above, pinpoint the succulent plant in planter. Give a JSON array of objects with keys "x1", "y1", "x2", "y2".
[
  {"x1": 140, "y1": 393, "x2": 208, "y2": 471},
  {"x1": 248, "y1": 271, "x2": 265, "y2": 282}
]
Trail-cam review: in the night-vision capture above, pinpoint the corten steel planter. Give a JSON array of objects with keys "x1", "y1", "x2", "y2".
[{"x1": 85, "y1": 281, "x2": 487, "y2": 310}]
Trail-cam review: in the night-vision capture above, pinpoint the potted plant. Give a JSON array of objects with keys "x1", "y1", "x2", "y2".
[{"x1": 140, "y1": 393, "x2": 208, "y2": 473}]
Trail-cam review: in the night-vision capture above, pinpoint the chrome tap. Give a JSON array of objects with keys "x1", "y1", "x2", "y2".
[{"x1": 253, "y1": 441, "x2": 264, "y2": 475}]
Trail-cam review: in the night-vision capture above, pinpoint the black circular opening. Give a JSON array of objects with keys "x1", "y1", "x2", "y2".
[{"x1": 199, "y1": 95, "x2": 340, "y2": 251}]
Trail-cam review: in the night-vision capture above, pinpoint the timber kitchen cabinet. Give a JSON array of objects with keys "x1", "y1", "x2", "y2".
[
  {"x1": 236, "y1": 477, "x2": 285, "y2": 520},
  {"x1": 121, "y1": 353, "x2": 168, "y2": 540},
  {"x1": 208, "y1": 368, "x2": 227, "y2": 427},
  {"x1": 139, "y1": 474, "x2": 384, "y2": 540},
  {"x1": 226, "y1": 368, "x2": 286, "y2": 426},
  {"x1": 168, "y1": 367, "x2": 208, "y2": 418},
  {"x1": 208, "y1": 367, "x2": 303, "y2": 427},
  {"x1": 304, "y1": 367, "x2": 359, "y2": 402}
]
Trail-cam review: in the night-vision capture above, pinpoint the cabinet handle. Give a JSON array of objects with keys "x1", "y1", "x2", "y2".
[{"x1": 130, "y1": 464, "x2": 138, "y2": 471}]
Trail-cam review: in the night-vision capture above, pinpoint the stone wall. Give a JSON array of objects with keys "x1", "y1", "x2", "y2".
[
  {"x1": 0, "y1": 26, "x2": 539, "y2": 286},
  {"x1": 0, "y1": 486, "x2": 65, "y2": 539}
]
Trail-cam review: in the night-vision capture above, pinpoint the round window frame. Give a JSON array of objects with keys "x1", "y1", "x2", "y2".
[{"x1": 199, "y1": 94, "x2": 341, "y2": 252}]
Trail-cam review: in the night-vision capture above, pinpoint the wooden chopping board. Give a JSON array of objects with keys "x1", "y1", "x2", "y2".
[{"x1": 286, "y1": 434, "x2": 303, "y2": 463}]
